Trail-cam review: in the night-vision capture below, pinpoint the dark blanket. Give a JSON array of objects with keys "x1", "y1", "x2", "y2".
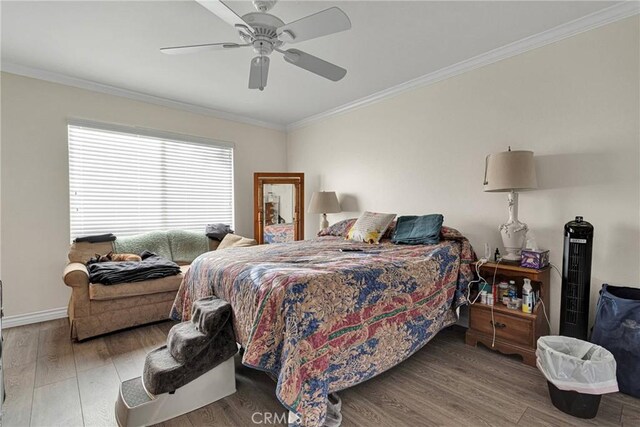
[
  {"x1": 87, "y1": 251, "x2": 181, "y2": 285},
  {"x1": 205, "y1": 223, "x2": 234, "y2": 241},
  {"x1": 74, "y1": 233, "x2": 116, "y2": 243}
]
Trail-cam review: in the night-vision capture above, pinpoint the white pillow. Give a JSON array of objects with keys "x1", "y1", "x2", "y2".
[
  {"x1": 217, "y1": 234, "x2": 257, "y2": 250},
  {"x1": 347, "y1": 211, "x2": 396, "y2": 244}
]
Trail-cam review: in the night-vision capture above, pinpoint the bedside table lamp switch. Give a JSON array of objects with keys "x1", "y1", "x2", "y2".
[{"x1": 484, "y1": 147, "x2": 537, "y2": 261}]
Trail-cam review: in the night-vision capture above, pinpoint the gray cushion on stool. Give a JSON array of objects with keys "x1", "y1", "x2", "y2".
[
  {"x1": 166, "y1": 296, "x2": 231, "y2": 364},
  {"x1": 143, "y1": 322, "x2": 237, "y2": 395},
  {"x1": 167, "y1": 323, "x2": 212, "y2": 364},
  {"x1": 192, "y1": 297, "x2": 231, "y2": 335}
]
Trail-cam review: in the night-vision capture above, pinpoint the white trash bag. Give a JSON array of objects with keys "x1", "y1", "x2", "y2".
[{"x1": 536, "y1": 336, "x2": 618, "y2": 395}]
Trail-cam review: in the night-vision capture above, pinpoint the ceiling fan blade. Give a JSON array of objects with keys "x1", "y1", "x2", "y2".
[
  {"x1": 195, "y1": 0, "x2": 254, "y2": 34},
  {"x1": 249, "y1": 56, "x2": 270, "y2": 91},
  {"x1": 160, "y1": 42, "x2": 248, "y2": 55},
  {"x1": 277, "y1": 7, "x2": 351, "y2": 43},
  {"x1": 282, "y1": 49, "x2": 346, "y2": 82}
]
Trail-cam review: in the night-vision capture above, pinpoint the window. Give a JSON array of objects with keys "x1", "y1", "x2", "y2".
[{"x1": 68, "y1": 121, "x2": 234, "y2": 239}]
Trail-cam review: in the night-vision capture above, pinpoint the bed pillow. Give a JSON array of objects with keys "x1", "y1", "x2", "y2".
[
  {"x1": 391, "y1": 214, "x2": 444, "y2": 245},
  {"x1": 217, "y1": 234, "x2": 257, "y2": 250},
  {"x1": 317, "y1": 218, "x2": 357, "y2": 237},
  {"x1": 382, "y1": 219, "x2": 397, "y2": 240},
  {"x1": 347, "y1": 211, "x2": 396, "y2": 244}
]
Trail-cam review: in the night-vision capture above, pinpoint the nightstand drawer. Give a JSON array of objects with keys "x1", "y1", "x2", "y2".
[{"x1": 470, "y1": 308, "x2": 533, "y2": 347}]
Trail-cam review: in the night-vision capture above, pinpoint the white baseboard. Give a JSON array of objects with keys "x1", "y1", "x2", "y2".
[{"x1": 3, "y1": 307, "x2": 68, "y2": 329}]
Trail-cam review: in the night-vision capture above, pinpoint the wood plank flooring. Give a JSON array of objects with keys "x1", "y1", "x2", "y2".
[{"x1": 2, "y1": 319, "x2": 639, "y2": 426}]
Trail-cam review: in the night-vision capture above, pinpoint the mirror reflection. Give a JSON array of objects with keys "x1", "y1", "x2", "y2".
[
  {"x1": 263, "y1": 183, "x2": 295, "y2": 243},
  {"x1": 254, "y1": 172, "x2": 304, "y2": 245}
]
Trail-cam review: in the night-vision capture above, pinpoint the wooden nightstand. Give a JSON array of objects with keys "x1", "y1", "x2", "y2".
[{"x1": 465, "y1": 261, "x2": 550, "y2": 366}]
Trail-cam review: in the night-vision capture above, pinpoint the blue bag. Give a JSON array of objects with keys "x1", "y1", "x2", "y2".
[{"x1": 590, "y1": 284, "x2": 640, "y2": 398}]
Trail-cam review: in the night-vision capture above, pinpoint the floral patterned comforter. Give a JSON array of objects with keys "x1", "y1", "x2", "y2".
[
  {"x1": 264, "y1": 223, "x2": 294, "y2": 243},
  {"x1": 171, "y1": 230, "x2": 475, "y2": 426}
]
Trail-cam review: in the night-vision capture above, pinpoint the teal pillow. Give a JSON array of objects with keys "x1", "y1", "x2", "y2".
[{"x1": 391, "y1": 214, "x2": 444, "y2": 245}]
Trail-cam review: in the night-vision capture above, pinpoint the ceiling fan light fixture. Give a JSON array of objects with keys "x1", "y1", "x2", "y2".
[{"x1": 249, "y1": 56, "x2": 270, "y2": 91}]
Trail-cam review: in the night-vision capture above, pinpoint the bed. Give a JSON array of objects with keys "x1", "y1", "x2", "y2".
[
  {"x1": 263, "y1": 223, "x2": 295, "y2": 243},
  {"x1": 171, "y1": 227, "x2": 475, "y2": 426}
]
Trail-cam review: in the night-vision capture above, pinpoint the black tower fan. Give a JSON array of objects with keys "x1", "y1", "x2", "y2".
[{"x1": 560, "y1": 216, "x2": 594, "y2": 340}]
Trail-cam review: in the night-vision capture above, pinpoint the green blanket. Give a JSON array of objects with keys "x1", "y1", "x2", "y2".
[
  {"x1": 115, "y1": 231, "x2": 173, "y2": 260},
  {"x1": 167, "y1": 230, "x2": 209, "y2": 263},
  {"x1": 114, "y1": 230, "x2": 209, "y2": 263}
]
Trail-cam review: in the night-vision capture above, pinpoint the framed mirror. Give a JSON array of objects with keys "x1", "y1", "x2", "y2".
[{"x1": 254, "y1": 173, "x2": 304, "y2": 244}]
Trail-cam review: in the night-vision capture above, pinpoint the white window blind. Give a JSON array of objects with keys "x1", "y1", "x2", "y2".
[{"x1": 68, "y1": 121, "x2": 234, "y2": 239}]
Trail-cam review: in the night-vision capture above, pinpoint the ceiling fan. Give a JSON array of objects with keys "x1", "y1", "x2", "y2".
[{"x1": 161, "y1": 0, "x2": 351, "y2": 91}]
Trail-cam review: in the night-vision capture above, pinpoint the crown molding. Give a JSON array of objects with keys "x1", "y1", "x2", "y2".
[
  {"x1": 287, "y1": 2, "x2": 640, "y2": 131},
  {"x1": 1, "y1": 62, "x2": 286, "y2": 131},
  {"x1": 2, "y1": 2, "x2": 637, "y2": 132}
]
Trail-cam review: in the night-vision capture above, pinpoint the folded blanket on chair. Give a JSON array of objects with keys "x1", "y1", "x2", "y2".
[
  {"x1": 87, "y1": 251, "x2": 181, "y2": 285},
  {"x1": 205, "y1": 223, "x2": 234, "y2": 241},
  {"x1": 74, "y1": 233, "x2": 116, "y2": 243}
]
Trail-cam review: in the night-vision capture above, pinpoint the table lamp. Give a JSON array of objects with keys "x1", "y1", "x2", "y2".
[
  {"x1": 308, "y1": 191, "x2": 341, "y2": 230},
  {"x1": 484, "y1": 148, "x2": 537, "y2": 261}
]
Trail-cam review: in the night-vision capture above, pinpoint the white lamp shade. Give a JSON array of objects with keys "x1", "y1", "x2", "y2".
[
  {"x1": 308, "y1": 191, "x2": 341, "y2": 214},
  {"x1": 484, "y1": 150, "x2": 537, "y2": 192}
]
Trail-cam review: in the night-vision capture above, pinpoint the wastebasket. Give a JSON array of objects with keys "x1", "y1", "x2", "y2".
[
  {"x1": 536, "y1": 336, "x2": 618, "y2": 419},
  {"x1": 591, "y1": 284, "x2": 640, "y2": 398}
]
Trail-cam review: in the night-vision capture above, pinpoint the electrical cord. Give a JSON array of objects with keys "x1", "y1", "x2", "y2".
[
  {"x1": 465, "y1": 257, "x2": 506, "y2": 348},
  {"x1": 540, "y1": 262, "x2": 563, "y2": 332},
  {"x1": 466, "y1": 259, "x2": 488, "y2": 305},
  {"x1": 539, "y1": 296, "x2": 552, "y2": 331},
  {"x1": 490, "y1": 259, "x2": 502, "y2": 348},
  {"x1": 550, "y1": 262, "x2": 562, "y2": 279},
  {"x1": 464, "y1": 257, "x2": 500, "y2": 346}
]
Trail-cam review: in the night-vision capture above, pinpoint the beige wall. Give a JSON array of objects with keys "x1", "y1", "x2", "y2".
[
  {"x1": 288, "y1": 17, "x2": 640, "y2": 333},
  {"x1": 2, "y1": 17, "x2": 639, "y2": 326},
  {"x1": 1, "y1": 72, "x2": 287, "y2": 317}
]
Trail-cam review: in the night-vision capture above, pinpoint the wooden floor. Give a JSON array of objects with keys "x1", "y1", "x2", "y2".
[{"x1": 3, "y1": 319, "x2": 639, "y2": 427}]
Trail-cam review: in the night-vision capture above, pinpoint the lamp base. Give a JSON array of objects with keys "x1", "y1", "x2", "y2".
[
  {"x1": 320, "y1": 213, "x2": 329, "y2": 230},
  {"x1": 499, "y1": 191, "x2": 528, "y2": 262},
  {"x1": 501, "y1": 250, "x2": 524, "y2": 262},
  {"x1": 500, "y1": 221, "x2": 528, "y2": 261}
]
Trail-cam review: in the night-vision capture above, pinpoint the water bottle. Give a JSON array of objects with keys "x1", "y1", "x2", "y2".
[{"x1": 522, "y1": 278, "x2": 533, "y2": 314}]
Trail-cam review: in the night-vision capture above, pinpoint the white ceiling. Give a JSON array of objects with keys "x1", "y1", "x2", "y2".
[{"x1": 1, "y1": 1, "x2": 621, "y2": 127}]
